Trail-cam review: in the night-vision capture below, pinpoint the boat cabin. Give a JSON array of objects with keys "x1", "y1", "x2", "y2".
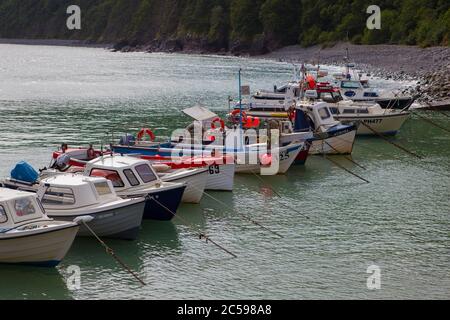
[
  {"x1": 84, "y1": 155, "x2": 161, "y2": 192},
  {"x1": 0, "y1": 187, "x2": 47, "y2": 230},
  {"x1": 295, "y1": 102, "x2": 340, "y2": 132},
  {"x1": 39, "y1": 174, "x2": 119, "y2": 210},
  {"x1": 337, "y1": 80, "x2": 379, "y2": 99}
]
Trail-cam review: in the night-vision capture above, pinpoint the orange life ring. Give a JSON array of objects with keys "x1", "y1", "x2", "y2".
[
  {"x1": 231, "y1": 109, "x2": 247, "y2": 124},
  {"x1": 137, "y1": 128, "x2": 155, "y2": 141},
  {"x1": 210, "y1": 117, "x2": 225, "y2": 131}
]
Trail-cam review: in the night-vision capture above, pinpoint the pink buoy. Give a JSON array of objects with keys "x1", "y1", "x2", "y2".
[{"x1": 260, "y1": 153, "x2": 272, "y2": 166}]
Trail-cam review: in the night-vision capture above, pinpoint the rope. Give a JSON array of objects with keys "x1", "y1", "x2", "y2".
[
  {"x1": 359, "y1": 121, "x2": 423, "y2": 159},
  {"x1": 149, "y1": 196, "x2": 237, "y2": 258},
  {"x1": 80, "y1": 220, "x2": 146, "y2": 286}
]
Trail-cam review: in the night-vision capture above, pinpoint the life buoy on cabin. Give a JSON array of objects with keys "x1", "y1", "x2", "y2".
[
  {"x1": 137, "y1": 128, "x2": 155, "y2": 141},
  {"x1": 230, "y1": 109, "x2": 247, "y2": 124},
  {"x1": 210, "y1": 117, "x2": 225, "y2": 131}
]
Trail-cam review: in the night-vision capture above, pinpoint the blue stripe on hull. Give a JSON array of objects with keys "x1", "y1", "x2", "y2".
[
  {"x1": 14, "y1": 260, "x2": 61, "y2": 267},
  {"x1": 358, "y1": 130, "x2": 398, "y2": 136}
]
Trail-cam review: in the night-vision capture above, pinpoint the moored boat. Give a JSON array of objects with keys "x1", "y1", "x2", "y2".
[
  {"x1": 84, "y1": 156, "x2": 186, "y2": 221},
  {"x1": 38, "y1": 174, "x2": 145, "y2": 240},
  {"x1": 0, "y1": 187, "x2": 79, "y2": 267}
]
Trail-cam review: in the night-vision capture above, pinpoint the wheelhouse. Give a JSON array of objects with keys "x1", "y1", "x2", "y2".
[
  {"x1": 0, "y1": 188, "x2": 47, "y2": 230},
  {"x1": 84, "y1": 155, "x2": 161, "y2": 191}
]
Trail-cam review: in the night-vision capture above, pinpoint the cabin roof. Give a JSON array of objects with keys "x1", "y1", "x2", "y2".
[
  {"x1": 88, "y1": 155, "x2": 146, "y2": 169},
  {"x1": 182, "y1": 105, "x2": 218, "y2": 121},
  {"x1": 41, "y1": 174, "x2": 105, "y2": 187},
  {"x1": 0, "y1": 187, "x2": 34, "y2": 202}
]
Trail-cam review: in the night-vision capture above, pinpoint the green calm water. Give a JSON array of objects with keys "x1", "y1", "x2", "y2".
[{"x1": 0, "y1": 44, "x2": 448, "y2": 300}]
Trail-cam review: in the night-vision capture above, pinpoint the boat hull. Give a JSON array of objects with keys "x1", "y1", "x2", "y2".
[
  {"x1": 48, "y1": 201, "x2": 145, "y2": 240},
  {"x1": 161, "y1": 169, "x2": 207, "y2": 204},
  {"x1": 204, "y1": 163, "x2": 235, "y2": 191},
  {"x1": 352, "y1": 97, "x2": 415, "y2": 110},
  {"x1": 235, "y1": 143, "x2": 303, "y2": 174},
  {"x1": 334, "y1": 112, "x2": 410, "y2": 136},
  {"x1": 294, "y1": 142, "x2": 311, "y2": 165},
  {"x1": 0, "y1": 224, "x2": 78, "y2": 267},
  {"x1": 310, "y1": 129, "x2": 356, "y2": 155},
  {"x1": 140, "y1": 185, "x2": 186, "y2": 221}
]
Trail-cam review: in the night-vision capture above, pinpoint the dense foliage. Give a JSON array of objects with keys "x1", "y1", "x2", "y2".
[{"x1": 0, "y1": 0, "x2": 448, "y2": 50}]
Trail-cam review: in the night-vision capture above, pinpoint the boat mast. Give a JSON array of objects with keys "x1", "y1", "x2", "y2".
[{"x1": 238, "y1": 68, "x2": 243, "y2": 130}]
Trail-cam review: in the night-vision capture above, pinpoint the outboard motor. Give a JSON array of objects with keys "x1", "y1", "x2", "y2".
[
  {"x1": 10, "y1": 161, "x2": 39, "y2": 183},
  {"x1": 119, "y1": 134, "x2": 136, "y2": 146},
  {"x1": 54, "y1": 154, "x2": 71, "y2": 171}
]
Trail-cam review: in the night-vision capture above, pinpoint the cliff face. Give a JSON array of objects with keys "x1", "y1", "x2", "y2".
[{"x1": 0, "y1": 0, "x2": 449, "y2": 55}]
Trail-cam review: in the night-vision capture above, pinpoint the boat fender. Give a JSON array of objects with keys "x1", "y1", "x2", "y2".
[
  {"x1": 152, "y1": 164, "x2": 171, "y2": 172},
  {"x1": 73, "y1": 215, "x2": 94, "y2": 225},
  {"x1": 137, "y1": 128, "x2": 155, "y2": 142},
  {"x1": 260, "y1": 154, "x2": 272, "y2": 166}
]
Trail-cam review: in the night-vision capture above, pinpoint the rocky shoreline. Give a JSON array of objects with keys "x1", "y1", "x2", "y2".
[{"x1": 256, "y1": 42, "x2": 450, "y2": 105}]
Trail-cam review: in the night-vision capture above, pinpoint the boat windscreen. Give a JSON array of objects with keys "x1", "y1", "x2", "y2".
[
  {"x1": 90, "y1": 169, "x2": 125, "y2": 188},
  {"x1": 0, "y1": 205, "x2": 7, "y2": 223},
  {"x1": 135, "y1": 164, "x2": 157, "y2": 183},
  {"x1": 318, "y1": 107, "x2": 331, "y2": 120},
  {"x1": 94, "y1": 181, "x2": 113, "y2": 196},
  {"x1": 341, "y1": 81, "x2": 361, "y2": 89},
  {"x1": 14, "y1": 197, "x2": 37, "y2": 216}
]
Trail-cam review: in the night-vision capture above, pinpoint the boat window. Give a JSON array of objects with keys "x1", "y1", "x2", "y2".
[
  {"x1": 0, "y1": 205, "x2": 7, "y2": 223},
  {"x1": 135, "y1": 164, "x2": 157, "y2": 183},
  {"x1": 14, "y1": 198, "x2": 37, "y2": 216},
  {"x1": 318, "y1": 107, "x2": 331, "y2": 120},
  {"x1": 329, "y1": 107, "x2": 339, "y2": 114},
  {"x1": 42, "y1": 187, "x2": 76, "y2": 205},
  {"x1": 94, "y1": 181, "x2": 113, "y2": 196},
  {"x1": 90, "y1": 169, "x2": 125, "y2": 188},
  {"x1": 123, "y1": 169, "x2": 140, "y2": 186},
  {"x1": 341, "y1": 81, "x2": 360, "y2": 89},
  {"x1": 343, "y1": 109, "x2": 355, "y2": 114},
  {"x1": 357, "y1": 108, "x2": 369, "y2": 114}
]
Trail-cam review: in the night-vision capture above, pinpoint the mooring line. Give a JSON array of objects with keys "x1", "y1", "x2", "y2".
[
  {"x1": 359, "y1": 122, "x2": 423, "y2": 159},
  {"x1": 410, "y1": 110, "x2": 450, "y2": 134},
  {"x1": 424, "y1": 102, "x2": 450, "y2": 118},
  {"x1": 323, "y1": 155, "x2": 370, "y2": 183},
  {"x1": 150, "y1": 196, "x2": 237, "y2": 258},
  {"x1": 245, "y1": 171, "x2": 311, "y2": 220},
  {"x1": 322, "y1": 140, "x2": 366, "y2": 170},
  {"x1": 80, "y1": 220, "x2": 146, "y2": 286},
  {"x1": 201, "y1": 190, "x2": 286, "y2": 237}
]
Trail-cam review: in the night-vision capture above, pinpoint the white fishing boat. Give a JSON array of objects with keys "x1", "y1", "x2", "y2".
[
  {"x1": 38, "y1": 174, "x2": 146, "y2": 240},
  {"x1": 84, "y1": 155, "x2": 186, "y2": 220},
  {"x1": 329, "y1": 59, "x2": 416, "y2": 110},
  {"x1": 281, "y1": 100, "x2": 357, "y2": 155},
  {"x1": 329, "y1": 100, "x2": 411, "y2": 136},
  {"x1": 0, "y1": 187, "x2": 79, "y2": 267}
]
